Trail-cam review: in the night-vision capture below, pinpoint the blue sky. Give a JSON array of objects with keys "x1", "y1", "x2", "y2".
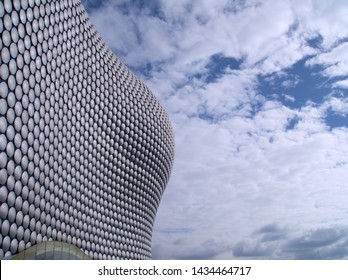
[{"x1": 82, "y1": 0, "x2": 348, "y2": 259}]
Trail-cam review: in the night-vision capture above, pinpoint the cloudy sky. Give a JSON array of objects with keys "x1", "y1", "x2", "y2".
[{"x1": 81, "y1": 0, "x2": 348, "y2": 260}]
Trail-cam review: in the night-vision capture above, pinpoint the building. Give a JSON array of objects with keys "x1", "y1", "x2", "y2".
[{"x1": 0, "y1": 0, "x2": 175, "y2": 260}]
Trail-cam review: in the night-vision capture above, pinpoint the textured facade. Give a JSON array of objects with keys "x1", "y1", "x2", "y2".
[{"x1": 0, "y1": 0, "x2": 175, "y2": 259}]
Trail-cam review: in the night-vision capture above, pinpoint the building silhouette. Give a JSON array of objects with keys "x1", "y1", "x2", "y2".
[{"x1": 0, "y1": 0, "x2": 175, "y2": 259}]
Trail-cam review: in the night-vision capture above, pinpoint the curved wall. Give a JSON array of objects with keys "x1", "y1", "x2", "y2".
[{"x1": 0, "y1": 0, "x2": 175, "y2": 259}]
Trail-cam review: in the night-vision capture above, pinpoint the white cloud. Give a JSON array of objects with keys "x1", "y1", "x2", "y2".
[
  {"x1": 333, "y1": 79, "x2": 348, "y2": 89},
  {"x1": 153, "y1": 100, "x2": 348, "y2": 258},
  {"x1": 87, "y1": 0, "x2": 312, "y2": 76},
  {"x1": 306, "y1": 42, "x2": 348, "y2": 78},
  {"x1": 290, "y1": 0, "x2": 348, "y2": 49},
  {"x1": 325, "y1": 96, "x2": 348, "y2": 116}
]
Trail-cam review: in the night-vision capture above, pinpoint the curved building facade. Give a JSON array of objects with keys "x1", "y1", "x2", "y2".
[{"x1": 0, "y1": 0, "x2": 175, "y2": 259}]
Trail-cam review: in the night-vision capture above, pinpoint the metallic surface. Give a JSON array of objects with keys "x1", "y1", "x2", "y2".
[{"x1": 0, "y1": 0, "x2": 175, "y2": 260}]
